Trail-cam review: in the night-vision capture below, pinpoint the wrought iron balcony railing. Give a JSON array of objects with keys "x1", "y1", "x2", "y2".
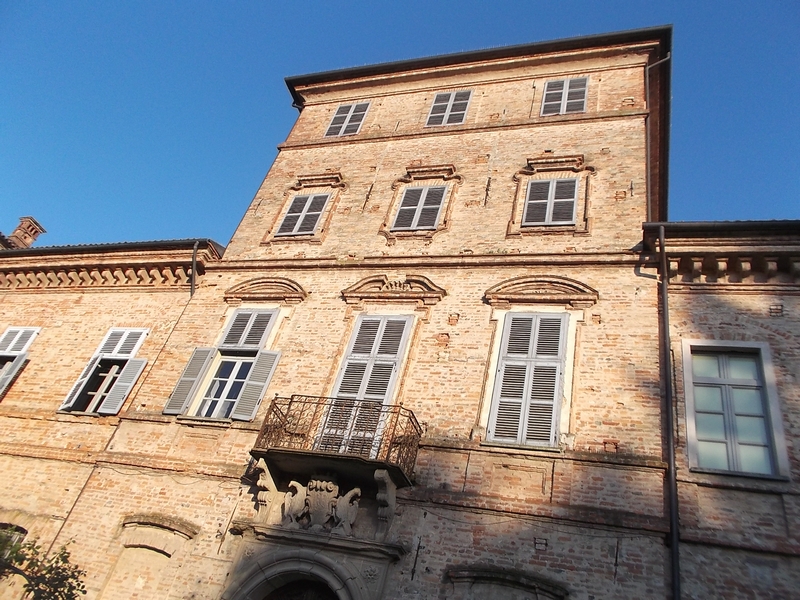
[{"x1": 253, "y1": 395, "x2": 422, "y2": 483}]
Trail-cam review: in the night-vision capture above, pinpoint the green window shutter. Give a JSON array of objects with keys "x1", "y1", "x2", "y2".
[
  {"x1": 230, "y1": 350, "x2": 280, "y2": 421},
  {"x1": 489, "y1": 314, "x2": 567, "y2": 446},
  {"x1": 60, "y1": 355, "x2": 101, "y2": 410},
  {"x1": 0, "y1": 353, "x2": 28, "y2": 397},
  {"x1": 163, "y1": 348, "x2": 215, "y2": 415},
  {"x1": 97, "y1": 358, "x2": 147, "y2": 415},
  {"x1": 220, "y1": 310, "x2": 275, "y2": 349}
]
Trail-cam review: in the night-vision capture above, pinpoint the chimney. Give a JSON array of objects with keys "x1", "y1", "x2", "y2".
[{"x1": 1, "y1": 217, "x2": 46, "y2": 250}]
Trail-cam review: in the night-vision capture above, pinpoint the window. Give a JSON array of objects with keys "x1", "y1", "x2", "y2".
[
  {"x1": 426, "y1": 90, "x2": 472, "y2": 126},
  {"x1": 325, "y1": 102, "x2": 370, "y2": 137},
  {"x1": 320, "y1": 315, "x2": 412, "y2": 457},
  {"x1": 165, "y1": 309, "x2": 280, "y2": 421},
  {"x1": 0, "y1": 327, "x2": 39, "y2": 397},
  {"x1": 59, "y1": 328, "x2": 148, "y2": 415},
  {"x1": 522, "y1": 179, "x2": 578, "y2": 226},
  {"x1": 541, "y1": 77, "x2": 588, "y2": 116},
  {"x1": 275, "y1": 194, "x2": 331, "y2": 237},
  {"x1": 683, "y1": 340, "x2": 789, "y2": 477},
  {"x1": 391, "y1": 186, "x2": 447, "y2": 231},
  {"x1": 0, "y1": 524, "x2": 27, "y2": 558},
  {"x1": 487, "y1": 313, "x2": 568, "y2": 446}
]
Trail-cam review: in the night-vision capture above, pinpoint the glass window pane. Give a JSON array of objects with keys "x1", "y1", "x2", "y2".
[
  {"x1": 693, "y1": 354, "x2": 720, "y2": 378},
  {"x1": 235, "y1": 361, "x2": 253, "y2": 380},
  {"x1": 738, "y1": 445, "x2": 773, "y2": 475},
  {"x1": 226, "y1": 381, "x2": 244, "y2": 400},
  {"x1": 695, "y1": 413, "x2": 726, "y2": 441},
  {"x1": 697, "y1": 441, "x2": 729, "y2": 470},
  {"x1": 728, "y1": 355, "x2": 759, "y2": 380},
  {"x1": 216, "y1": 360, "x2": 235, "y2": 378},
  {"x1": 732, "y1": 388, "x2": 764, "y2": 415},
  {"x1": 735, "y1": 416, "x2": 768, "y2": 444},
  {"x1": 694, "y1": 386, "x2": 723, "y2": 412}
]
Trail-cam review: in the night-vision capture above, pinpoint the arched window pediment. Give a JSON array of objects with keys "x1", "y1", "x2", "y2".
[
  {"x1": 341, "y1": 274, "x2": 447, "y2": 306},
  {"x1": 224, "y1": 277, "x2": 309, "y2": 304},
  {"x1": 484, "y1": 275, "x2": 598, "y2": 308}
]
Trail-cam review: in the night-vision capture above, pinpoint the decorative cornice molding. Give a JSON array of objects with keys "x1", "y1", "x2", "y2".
[
  {"x1": 289, "y1": 171, "x2": 347, "y2": 191},
  {"x1": 0, "y1": 263, "x2": 192, "y2": 291},
  {"x1": 391, "y1": 163, "x2": 463, "y2": 190},
  {"x1": 224, "y1": 277, "x2": 308, "y2": 304},
  {"x1": 484, "y1": 275, "x2": 599, "y2": 308},
  {"x1": 667, "y1": 253, "x2": 800, "y2": 285},
  {"x1": 513, "y1": 154, "x2": 595, "y2": 182},
  {"x1": 341, "y1": 274, "x2": 447, "y2": 305}
]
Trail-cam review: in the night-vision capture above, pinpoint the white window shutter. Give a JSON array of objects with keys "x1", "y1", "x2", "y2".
[
  {"x1": 60, "y1": 355, "x2": 101, "y2": 410},
  {"x1": 523, "y1": 181, "x2": 551, "y2": 225},
  {"x1": 220, "y1": 310, "x2": 275, "y2": 349},
  {"x1": 325, "y1": 105, "x2": 352, "y2": 137},
  {"x1": 415, "y1": 187, "x2": 446, "y2": 229},
  {"x1": 0, "y1": 328, "x2": 39, "y2": 354},
  {"x1": 277, "y1": 196, "x2": 309, "y2": 235},
  {"x1": 97, "y1": 358, "x2": 147, "y2": 415},
  {"x1": 163, "y1": 348, "x2": 215, "y2": 415},
  {"x1": 276, "y1": 194, "x2": 330, "y2": 236},
  {"x1": 230, "y1": 350, "x2": 280, "y2": 421},
  {"x1": 96, "y1": 329, "x2": 147, "y2": 357},
  {"x1": 550, "y1": 179, "x2": 578, "y2": 224},
  {"x1": 296, "y1": 194, "x2": 329, "y2": 234},
  {"x1": 541, "y1": 80, "x2": 565, "y2": 115},
  {"x1": 0, "y1": 353, "x2": 28, "y2": 397},
  {"x1": 342, "y1": 102, "x2": 369, "y2": 135},
  {"x1": 426, "y1": 92, "x2": 452, "y2": 126},
  {"x1": 564, "y1": 77, "x2": 588, "y2": 113}
]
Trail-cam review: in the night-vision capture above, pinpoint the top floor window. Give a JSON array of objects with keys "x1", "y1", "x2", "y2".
[
  {"x1": 0, "y1": 326, "x2": 40, "y2": 398},
  {"x1": 325, "y1": 102, "x2": 370, "y2": 137},
  {"x1": 541, "y1": 78, "x2": 588, "y2": 116},
  {"x1": 426, "y1": 91, "x2": 472, "y2": 126}
]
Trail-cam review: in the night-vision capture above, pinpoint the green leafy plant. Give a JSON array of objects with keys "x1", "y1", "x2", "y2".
[{"x1": 0, "y1": 536, "x2": 86, "y2": 600}]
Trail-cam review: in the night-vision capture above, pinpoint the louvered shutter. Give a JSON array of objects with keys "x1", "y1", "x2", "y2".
[
  {"x1": 564, "y1": 77, "x2": 588, "y2": 113},
  {"x1": 341, "y1": 103, "x2": 369, "y2": 135},
  {"x1": 163, "y1": 348, "x2": 215, "y2": 415},
  {"x1": 296, "y1": 194, "x2": 329, "y2": 233},
  {"x1": 0, "y1": 353, "x2": 27, "y2": 397},
  {"x1": 523, "y1": 181, "x2": 551, "y2": 225},
  {"x1": 392, "y1": 188, "x2": 423, "y2": 230},
  {"x1": 325, "y1": 316, "x2": 411, "y2": 455},
  {"x1": 60, "y1": 355, "x2": 101, "y2": 410},
  {"x1": 415, "y1": 187, "x2": 446, "y2": 229},
  {"x1": 97, "y1": 329, "x2": 147, "y2": 357},
  {"x1": 550, "y1": 179, "x2": 577, "y2": 223},
  {"x1": 446, "y1": 91, "x2": 471, "y2": 124},
  {"x1": 541, "y1": 80, "x2": 566, "y2": 115},
  {"x1": 489, "y1": 314, "x2": 566, "y2": 446},
  {"x1": 97, "y1": 358, "x2": 147, "y2": 415},
  {"x1": 0, "y1": 328, "x2": 38, "y2": 354},
  {"x1": 325, "y1": 105, "x2": 352, "y2": 137},
  {"x1": 426, "y1": 92, "x2": 451, "y2": 126},
  {"x1": 277, "y1": 196, "x2": 309, "y2": 235},
  {"x1": 230, "y1": 350, "x2": 280, "y2": 421},
  {"x1": 220, "y1": 310, "x2": 275, "y2": 349}
]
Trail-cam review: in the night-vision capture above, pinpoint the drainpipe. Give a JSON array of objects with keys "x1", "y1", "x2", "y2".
[
  {"x1": 659, "y1": 225, "x2": 681, "y2": 599},
  {"x1": 190, "y1": 240, "x2": 199, "y2": 297},
  {"x1": 645, "y1": 52, "x2": 671, "y2": 222}
]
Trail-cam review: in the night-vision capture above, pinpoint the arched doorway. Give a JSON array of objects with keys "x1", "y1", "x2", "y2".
[{"x1": 264, "y1": 579, "x2": 338, "y2": 600}]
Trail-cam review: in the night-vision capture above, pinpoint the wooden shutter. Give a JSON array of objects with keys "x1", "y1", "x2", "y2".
[
  {"x1": 230, "y1": 350, "x2": 280, "y2": 421},
  {"x1": 277, "y1": 196, "x2": 309, "y2": 235},
  {"x1": 426, "y1": 92, "x2": 452, "y2": 126},
  {"x1": 60, "y1": 355, "x2": 100, "y2": 410},
  {"x1": 163, "y1": 348, "x2": 215, "y2": 415},
  {"x1": 550, "y1": 179, "x2": 578, "y2": 223},
  {"x1": 564, "y1": 77, "x2": 588, "y2": 113},
  {"x1": 523, "y1": 181, "x2": 551, "y2": 225},
  {"x1": 325, "y1": 316, "x2": 412, "y2": 455},
  {"x1": 392, "y1": 186, "x2": 446, "y2": 231},
  {"x1": 220, "y1": 310, "x2": 275, "y2": 349},
  {"x1": 342, "y1": 103, "x2": 369, "y2": 135},
  {"x1": 541, "y1": 80, "x2": 566, "y2": 115},
  {"x1": 97, "y1": 358, "x2": 147, "y2": 415},
  {"x1": 325, "y1": 103, "x2": 370, "y2": 137},
  {"x1": 0, "y1": 353, "x2": 27, "y2": 397},
  {"x1": 523, "y1": 180, "x2": 577, "y2": 225},
  {"x1": 489, "y1": 314, "x2": 567, "y2": 446},
  {"x1": 0, "y1": 327, "x2": 38, "y2": 354},
  {"x1": 276, "y1": 194, "x2": 330, "y2": 236},
  {"x1": 415, "y1": 186, "x2": 446, "y2": 229},
  {"x1": 392, "y1": 188, "x2": 424, "y2": 230},
  {"x1": 446, "y1": 91, "x2": 471, "y2": 124},
  {"x1": 296, "y1": 194, "x2": 329, "y2": 234},
  {"x1": 426, "y1": 91, "x2": 471, "y2": 126},
  {"x1": 325, "y1": 104, "x2": 352, "y2": 137},
  {"x1": 96, "y1": 329, "x2": 147, "y2": 357}
]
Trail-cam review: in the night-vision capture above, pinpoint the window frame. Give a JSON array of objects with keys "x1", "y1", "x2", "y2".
[
  {"x1": 165, "y1": 308, "x2": 281, "y2": 422},
  {"x1": 325, "y1": 102, "x2": 370, "y2": 137},
  {"x1": 425, "y1": 90, "x2": 473, "y2": 127},
  {"x1": 540, "y1": 77, "x2": 588, "y2": 116},
  {"x1": 486, "y1": 312, "x2": 570, "y2": 448},
  {"x1": 682, "y1": 339, "x2": 790, "y2": 479},
  {"x1": 0, "y1": 326, "x2": 40, "y2": 398},
  {"x1": 59, "y1": 328, "x2": 148, "y2": 415}
]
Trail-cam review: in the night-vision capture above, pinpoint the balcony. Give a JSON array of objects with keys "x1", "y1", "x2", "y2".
[{"x1": 251, "y1": 395, "x2": 422, "y2": 488}]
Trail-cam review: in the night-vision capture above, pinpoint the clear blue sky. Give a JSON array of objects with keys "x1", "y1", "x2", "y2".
[{"x1": 1, "y1": 1, "x2": 798, "y2": 247}]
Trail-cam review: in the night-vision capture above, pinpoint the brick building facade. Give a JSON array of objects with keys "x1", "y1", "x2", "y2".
[{"x1": 1, "y1": 26, "x2": 798, "y2": 599}]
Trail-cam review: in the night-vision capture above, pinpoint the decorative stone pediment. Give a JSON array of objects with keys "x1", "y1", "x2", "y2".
[
  {"x1": 341, "y1": 274, "x2": 447, "y2": 305},
  {"x1": 513, "y1": 154, "x2": 595, "y2": 182},
  {"x1": 484, "y1": 276, "x2": 598, "y2": 308},
  {"x1": 224, "y1": 277, "x2": 308, "y2": 304},
  {"x1": 289, "y1": 171, "x2": 347, "y2": 191},
  {"x1": 391, "y1": 163, "x2": 463, "y2": 189}
]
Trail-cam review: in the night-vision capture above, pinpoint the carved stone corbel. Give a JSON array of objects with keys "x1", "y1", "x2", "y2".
[
  {"x1": 254, "y1": 458, "x2": 277, "y2": 524},
  {"x1": 374, "y1": 470, "x2": 396, "y2": 542}
]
